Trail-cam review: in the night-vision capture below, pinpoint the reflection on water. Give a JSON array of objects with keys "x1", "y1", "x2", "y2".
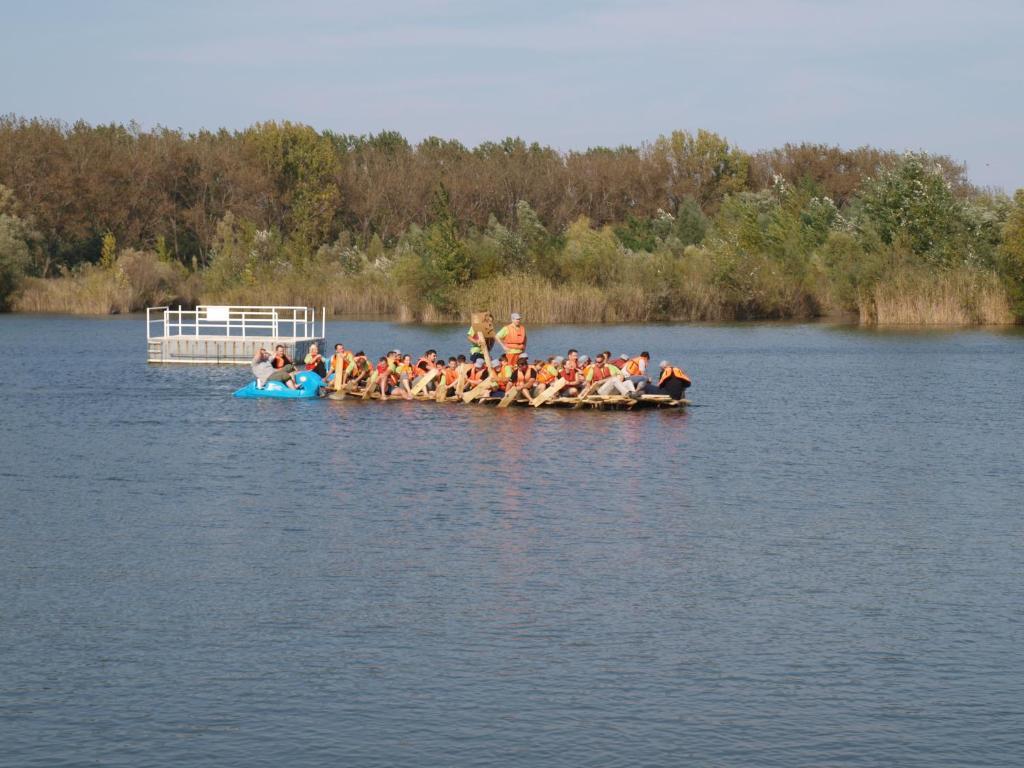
[{"x1": 1, "y1": 315, "x2": 1022, "y2": 768}]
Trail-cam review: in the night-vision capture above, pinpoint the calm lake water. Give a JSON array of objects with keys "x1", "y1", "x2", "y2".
[{"x1": 1, "y1": 315, "x2": 1023, "y2": 767}]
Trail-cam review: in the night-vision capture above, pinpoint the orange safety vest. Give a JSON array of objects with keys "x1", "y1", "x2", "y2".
[
  {"x1": 623, "y1": 357, "x2": 644, "y2": 376},
  {"x1": 501, "y1": 323, "x2": 527, "y2": 350},
  {"x1": 536, "y1": 364, "x2": 557, "y2": 384},
  {"x1": 443, "y1": 368, "x2": 459, "y2": 385},
  {"x1": 659, "y1": 366, "x2": 691, "y2": 386},
  {"x1": 468, "y1": 367, "x2": 485, "y2": 385},
  {"x1": 591, "y1": 363, "x2": 611, "y2": 381}
]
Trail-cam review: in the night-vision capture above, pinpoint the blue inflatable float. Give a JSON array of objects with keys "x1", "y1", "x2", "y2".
[{"x1": 233, "y1": 370, "x2": 324, "y2": 399}]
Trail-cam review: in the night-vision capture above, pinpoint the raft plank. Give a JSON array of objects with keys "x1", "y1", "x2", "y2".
[
  {"x1": 362, "y1": 371, "x2": 379, "y2": 400},
  {"x1": 462, "y1": 380, "x2": 492, "y2": 403},
  {"x1": 531, "y1": 378, "x2": 566, "y2": 407},
  {"x1": 409, "y1": 368, "x2": 439, "y2": 396},
  {"x1": 497, "y1": 389, "x2": 519, "y2": 408},
  {"x1": 572, "y1": 381, "x2": 599, "y2": 409}
]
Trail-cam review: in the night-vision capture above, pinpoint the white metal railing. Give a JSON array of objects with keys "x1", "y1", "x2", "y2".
[{"x1": 146, "y1": 305, "x2": 326, "y2": 340}]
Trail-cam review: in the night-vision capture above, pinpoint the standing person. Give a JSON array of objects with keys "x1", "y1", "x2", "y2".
[
  {"x1": 496, "y1": 313, "x2": 527, "y2": 366},
  {"x1": 467, "y1": 327, "x2": 494, "y2": 363},
  {"x1": 252, "y1": 348, "x2": 298, "y2": 389},
  {"x1": 648, "y1": 361, "x2": 692, "y2": 400},
  {"x1": 304, "y1": 343, "x2": 327, "y2": 378}
]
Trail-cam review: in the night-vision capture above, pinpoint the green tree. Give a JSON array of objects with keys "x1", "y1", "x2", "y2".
[
  {"x1": 855, "y1": 153, "x2": 974, "y2": 267},
  {"x1": 99, "y1": 231, "x2": 117, "y2": 269},
  {"x1": 0, "y1": 186, "x2": 33, "y2": 309},
  {"x1": 425, "y1": 185, "x2": 470, "y2": 289}
]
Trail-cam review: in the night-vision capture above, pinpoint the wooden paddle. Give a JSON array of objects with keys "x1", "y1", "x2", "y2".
[
  {"x1": 453, "y1": 365, "x2": 468, "y2": 399},
  {"x1": 409, "y1": 367, "x2": 439, "y2": 397},
  {"x1": 531, "y1": 378, "x2": 566, "y2": 407},
  {"x1": 462, "y1": 379, "x2": 493, "y2": 404},
  {"x1": 362, "y1": 370, "x2": 378, "y2": 400},
  {"x1": 497, "y1": 388, "x2": 519, "y2": 408}
]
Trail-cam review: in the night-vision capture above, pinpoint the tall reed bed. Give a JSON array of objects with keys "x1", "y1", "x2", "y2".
[{"x1": 860, "y1": 267, "x2": 1012, "y2": 325}]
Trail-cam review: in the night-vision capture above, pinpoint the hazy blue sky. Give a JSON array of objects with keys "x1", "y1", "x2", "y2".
[{"x1": 2, "y1": 0, "x2": 1021, "y2": 190}]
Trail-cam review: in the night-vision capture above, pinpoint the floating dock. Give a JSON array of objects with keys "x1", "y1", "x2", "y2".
[{"x1": 146, "y1": 305, "x2": 325, "y2": 364}]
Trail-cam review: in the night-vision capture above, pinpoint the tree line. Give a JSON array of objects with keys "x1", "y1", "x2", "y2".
[{"x1": 0, "y1": 115, "x2": 1022, "y2": 323}]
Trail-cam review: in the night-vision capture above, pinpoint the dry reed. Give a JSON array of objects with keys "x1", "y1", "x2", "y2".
[{"x1": 861, "y1": 267, "x2": 1013, "y2": 325}]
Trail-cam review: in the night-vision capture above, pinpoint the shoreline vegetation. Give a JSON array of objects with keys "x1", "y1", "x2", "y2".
[{"x1": 1, "y1": 117, "x2": 1022, "y2": 325}]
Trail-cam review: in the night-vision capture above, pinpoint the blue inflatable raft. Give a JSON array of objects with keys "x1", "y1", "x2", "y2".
[{"x1": 233, "y1": 370, "x2": 324, "y2": 399}]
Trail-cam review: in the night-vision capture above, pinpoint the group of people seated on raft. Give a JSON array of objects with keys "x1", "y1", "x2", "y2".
[{"x1": 249, "y1": 312, "x2": 692, "y2": 402}]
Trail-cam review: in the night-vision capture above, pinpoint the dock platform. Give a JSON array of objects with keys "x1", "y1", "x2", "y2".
[{"x1": 146, "y1": 305, "x2": 325, "y2": 364}]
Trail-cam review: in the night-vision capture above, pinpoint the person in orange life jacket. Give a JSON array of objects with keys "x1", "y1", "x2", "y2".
[
  {"x1": 413, "y1": 349, "x2": 439, "y2": 391},
  {"x1": 562, "y1": 351, "x2": 582, "y2": 396},
  {"x1": 496, "y1": 312, "x2": 527, "y2": 365},
  {"x1": 348, "y1": 351, "x2": 371, "y2": 384},
  {"x1": 586, "y1": 353, "x2": 638, "y2": 398},
  {"x1": 326, "y1": 343, "x2": 350, "y2": 384},
  {"x1": 621, "y1": 351, "x2": 651, "y2": 392},
  {"x1": 466, "y1": 358, "x2": 489, "y2": 386},
  {"x1": 491, "y1": 355, "x2": 513, "y2": 394},
  {"x1": 303, "y1": 343, "x2": 327, "y2": 377},
  {"x1": 252, "y1": 348, "x2": 299, "y2": 389},
  {"x1": 509, "y1": 356, "x2": 536, "y2": 401},
  {"x1": 393, "y1": 354, "x2": 415, "y2": 400},
  {"x1": 532, "y1": 356, "x2": 561, "y2": 399},
  {"x1": 271, "y1": 344, "x2": 295, "y2": 372},
  {"x1": 644, "y1": 360, "x2": 692, "y2": 400},
  {"x1": 377, "y1": 351, "x2": 399, "y2": 399},
  {"x1": 440, "y1": 357, "x2": 460, "y2": 395}
]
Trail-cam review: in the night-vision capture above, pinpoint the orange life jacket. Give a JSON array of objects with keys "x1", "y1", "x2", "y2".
[
  {"x1": 591, "y1": 363, "x2": 611, "y2": 381},
  {"x1": 443, "y1": 368, "x2": 459, "y2": 386},
  {"x1": 468, "y1": 367, "x2": 485, "y2": 385},
  {"x1": 501, "y1": 323, "x2": 527, "y2": 350},
  {"x1": 623, "y1": 357, "x2": 644, "y2": 376},
  {"x1": 536, "y1": 363, "x2": 557, "y2": 384},
  {"x1": 416, "y1": 357, "x2": 436, "y2": 373},
  {"x1": 659, "y1": 366, "x2": 691, "y2": 386}
]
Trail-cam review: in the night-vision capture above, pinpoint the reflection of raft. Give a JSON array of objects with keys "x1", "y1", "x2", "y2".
[{"x1": 233, "y1": 370, "x2": 324, "y2": 399}]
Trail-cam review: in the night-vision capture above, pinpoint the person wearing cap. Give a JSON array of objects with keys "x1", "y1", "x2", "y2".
[
  {"x1": 644, "y1": 360, "x2": 692, "y2": 400},
  {"x1": 495, "y1": 312, "x2": 527, "y2": 366},
  {"x1": 466, "y1": 357, "x2": 489, "y2": 387},
  {"x1": 621, "y1": 351, "x2": 651, "y2": 392}
]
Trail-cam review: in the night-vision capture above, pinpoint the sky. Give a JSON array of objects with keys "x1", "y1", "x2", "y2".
[{"x1": 2, "y1": 0, "x2": 1022, "y2": 190}]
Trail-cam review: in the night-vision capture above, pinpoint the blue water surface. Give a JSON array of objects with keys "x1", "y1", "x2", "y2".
[{"x1": 1, "y1": 315, "x2": 1022, "y2": 767}]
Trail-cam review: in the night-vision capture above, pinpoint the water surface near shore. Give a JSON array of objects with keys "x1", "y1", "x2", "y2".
[{"x1": 1, "y1": 315, "x2": 1022, "y2": 767}]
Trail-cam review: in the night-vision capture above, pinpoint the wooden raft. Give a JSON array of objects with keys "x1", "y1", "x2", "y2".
[{"x1": 326, "y1": 385, "x2": 688, "y2": 410}]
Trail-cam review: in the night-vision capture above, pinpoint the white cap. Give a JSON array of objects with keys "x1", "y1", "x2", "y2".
[
  {"x1": 510, "y1": 312, "x2": 521, "y2": 321},
  {"x1": 659, "y1": 360, "x2": 670, "y2": 368}
]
